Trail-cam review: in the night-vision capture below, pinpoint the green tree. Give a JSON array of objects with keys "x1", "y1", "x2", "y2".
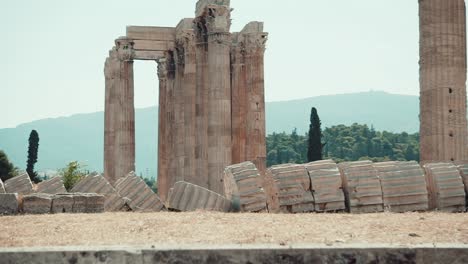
[
  {"x1": 307, "y1": 107, "x2": 323, "y2": 162},
  {"x1": 61, "y1": 161, "x2": 86, "y2": 191},
  {"x1": 26, "y1": 130, "x2": 40, "y2": 183},
  {"x1": 0, "y1": 150, "x2": 17, "y2": 182}
]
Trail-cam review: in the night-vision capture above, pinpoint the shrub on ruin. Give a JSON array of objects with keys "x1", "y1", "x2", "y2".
[{"x1": 60, "y1": 161, "x2": 87, "y2": 191}]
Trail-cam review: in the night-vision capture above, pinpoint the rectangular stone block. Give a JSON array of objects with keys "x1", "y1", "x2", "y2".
[
  {"x1": 126, "y1": 26, "x2": 175, "y2": 41},
  {"x1": 0, "y1": 178, "x2": 5, "y2": 193},
  {"x1": 36, "y1": 177, "x2": 66, "y2": 194},
  {"x1": 0, "y1": 193, "x2": 19, "y2": 215},
  {"x1": 51, "y1": 194, "x2": 74, "y2": 213},
  {"x1": 72, "y1": 194, "x2": 87, "y2": 213},
  {"x1": 23, "y1": 193, "x2": 52, "y2": 214},
  {"x1": 133, "y1": 50, "x2": 165, "y2": 60},
  {"x1": 133, "y1": 40, "x2": 174, "y2": 51},
  {"x1": 4, "y1": 172, "x2": 33, "y2": 195},
  {"x1": 84, "y1": 194, "x2": 105, "y2": 213},
  {"x1": 115, "y1": 172, "x2": 164, "y2": 212}
]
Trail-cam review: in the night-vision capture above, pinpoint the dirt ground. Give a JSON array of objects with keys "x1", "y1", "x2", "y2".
[{"x1": 0, "y1": 212, "x2": 467, "y2": 248}]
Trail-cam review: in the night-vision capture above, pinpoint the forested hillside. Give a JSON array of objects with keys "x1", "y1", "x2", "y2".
[{"x1": 266, "y1": 123, "x2": 419, "y2": 166}]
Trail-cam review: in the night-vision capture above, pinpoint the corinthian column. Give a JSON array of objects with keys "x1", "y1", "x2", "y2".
[
  {"x1": 419, "y1": 0, "x2": 468, "y2": 162},
  {"x1": 104, "y1": 37, "x2": 136, "y2": 185}
]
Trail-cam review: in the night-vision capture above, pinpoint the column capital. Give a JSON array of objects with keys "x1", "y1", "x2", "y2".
[
  {"x1": 114, "y1": 37, "x2": 135, "y2": 61},
  {"x1": 240, "y1": 32, "x2": 268, "y2": 53},
  {"x1": 200, "y1": 5, "x2": 231, "y2": 33}
]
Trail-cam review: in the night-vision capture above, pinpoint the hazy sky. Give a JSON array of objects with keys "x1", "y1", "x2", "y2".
[{"x1": 1, "y1": 0, "x2": 419, "y2": 128}]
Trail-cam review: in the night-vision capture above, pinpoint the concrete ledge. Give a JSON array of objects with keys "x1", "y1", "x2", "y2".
[{"x1": 0, "y1": 244, "x2": 467, "y2": 264}]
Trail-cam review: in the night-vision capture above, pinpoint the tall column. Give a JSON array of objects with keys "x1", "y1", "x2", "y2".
[
  {"x1": 231, "y1": 22, "x2": 268, "y2": 175},
  {"x1": 158, "y1": 51, "x2": 176, "y2": 199},
  {"x1": 419, "y1": 0, "x2": 468, "y2": 162},
  {"x1": 194, "y1": 16, "x2": 209, "y2": 189},
  {"x1": 207, "y1": 5, "x2": 232, "y2": 194},
  {"x1": 176, "y1": 19, "x2": 198, "y2": 186},
  {"x1": 104, "y1": 37, "x2": 136, "y2": 185}
]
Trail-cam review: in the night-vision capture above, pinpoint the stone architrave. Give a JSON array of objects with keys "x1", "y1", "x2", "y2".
[
  {"x1": 4, "y1": 172, "x2": 34, "y2": 195},
  {"x1": 223, "y1": 162, "x2": 267, "y2": 212},
  {"x1": 419, "y1": 0, "x2": 468, "y2": 163},
  {"x1": 23, "y1": 193, "x2": 53, "y2": 214},
  {"x1": 36, "y1": 177, "x2": 66, "y2": 194},
  {"x1": 167, "y1": 181, "x2": 231, "y2": 212},
  {"x1": 0, "y1": 178, "x2": 5, "y2": 193},
  {"x1": 71, "y1": 174, "x2": 126, "y2": 212},
  {"x1": 104, "y1": 37, "x2": 136, "y2": 186},
  {"x1": 115, "y1": 172, "x2": 165, "y2": 212},
  {"x1": 0, "y1": 193, "x2": 19, "y2": 215},
  {"x1": 231, "y1": 22, "x2": 268, "y2": 176}
]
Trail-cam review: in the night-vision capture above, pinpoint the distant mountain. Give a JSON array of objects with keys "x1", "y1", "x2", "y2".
[{"x1": 0, "y1": 91, "x2": 419, "y2": 176}]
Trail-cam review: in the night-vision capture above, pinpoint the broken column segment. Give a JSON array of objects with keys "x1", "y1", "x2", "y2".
[
  {"x1": 167, "y1": 181, "x2": 231, "y2": 212},
  {"x1": 231, "y1": 22, "x2": 268, "y2": 176},
  {"x1": 23, "y1": 193, "x2": 53, "y2": 214},
  {"x1": 0, "y1": 193, "x2": 19, "y2": 215},
  {"x1": 51, "y1": 194, "x2": 74, "y2": 213},
  {"x1": 4, "y1": 172, "x2": 34, "y2": 195},
  {"x1": 115, "y1": 172, "x2": 165, "y2": 212},
  {"x1": 36, "y1": 177, "x2": 66, "y2": 194},
  {"x1": 104, "y1": 37, "x2": 136, "y2": 186},
  {"x1": 223, "y1": 162, "x2": 267, "y2": 212}
]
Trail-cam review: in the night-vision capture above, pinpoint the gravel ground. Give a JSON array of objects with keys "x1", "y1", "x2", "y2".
[{"x1": 0, "y1": 212, "x2": 467, "y2": 247}]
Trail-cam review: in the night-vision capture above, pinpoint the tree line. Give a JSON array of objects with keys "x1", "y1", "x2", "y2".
[{"x1": 267, "y1": 123, "x2": 419, "y2": 167}]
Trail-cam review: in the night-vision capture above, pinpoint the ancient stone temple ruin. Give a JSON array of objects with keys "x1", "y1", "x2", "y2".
[
  {"x1": 419, "y1": 0, "x2": 468, "y2": 163},
  {"x1": 103, "y1": 0, "x2": 267, "y2": 199}
]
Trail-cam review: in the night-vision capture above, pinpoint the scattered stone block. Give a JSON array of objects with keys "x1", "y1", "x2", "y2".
[
  {"x1": 339, "y1": 161, "x2": 384, "y2": 213},
  {"x1": 84, "y1": 193, "x2": 105, "y2": 213},
  {"x1": 305, "y1": 160, "x2": 346, "y2": 212},
  {"x1": 223, "y1": 162, "x2": 267, "y2": 212},
  {"x1": 424, "y1": 163, "x2": 466, "y2": 212},
  {"x1": 36, "y1": 177, "x2": 66, "y2": 194},
  {"x1": 4, "y1": 172, "x2": 33, "y2": 195},
  {"x1": 374, "y1": 161, "x2": 429, "y2": 212},
  {"x1": 0, "y1": 193, "x2": 19, "y2": 215},
  {"x1": 266, "y1": 164, "x2": 314, "y2": 213},
  {"x1": 72, "y1": 174, "x2": 126, "y2": 211},
  {"x1": 51, "y1": 194, "x2": 74, "y2": 213},
  {"x1": 0, "y1": 178, "x2": 5, "y2": 193},
  {"x1": 115, "y1": 172, "x2": 164, "y2": 212},
  {"x1": 23, "y1": 193, "x2": 53, "y2": 214},
  {"x1": 168, "y1": 181, "x2": 231, "y2": 212}
]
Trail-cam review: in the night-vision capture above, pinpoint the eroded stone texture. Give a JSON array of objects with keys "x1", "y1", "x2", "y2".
[
  {"x1": 304, "y1": 160, "x2": 346, "y2": 212},
  {"x1": 104, "y1": 37, "x2": 136, "y2": 186},
  {"x1": 339, "y1": 161, "x2": 384, "y2": 213},
  {"x1": 455, "y1": 162, "x2": 468, "y2": 207},
  {"x1": 4, "y1": 172, "x2": 34, "y2": 195},
  {"x1": 231, "y1": 22, "x2": 268, "y2": 176},
  {"x1": 0, "y1": 178, "x2": 5, "y2": 193},
  {"x1": 71, "y1": 174, "x2": 126, "y2": 212},
  {"x1": 115, "y1": 172, "x2": 164, "y2": 212},
  {"x1": 374, "y1": 161, "x2": 429, "y2": 212},
  {"x1": 419, "y1": 0, "x2": 468, "y2": 163},
  {"x1": 36, "y1": 177, "x2": 66, "y2": 194},
  {"x1": 0, "y1": 193, "x2": 19, "y2": 215},
  {"x1": 223, "y1": 162, "x2": 267, "y2": 212},
  {"x1": 51, "y1": 194, "x2": 74, "y2": 213},
  {"x1": 266, "y1": 164, "x2": 314, "y2": 213},
  {"x1": 167, "y1": 181, "x2": 231, "y2": 212},
  {"x1": 23, "y1": 193, "x2": 53, "y2": 214},
  {"x1": 423, "y1": 163, "x2": 466, "y2": 212}
]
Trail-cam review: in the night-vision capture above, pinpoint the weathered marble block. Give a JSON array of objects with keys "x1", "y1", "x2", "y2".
[
  {"x1": 168, "y1": 181, "x2": 231, "y2": 212},
  {"x1": 0, "y1": 193, "x2": 19, "y2": 215},
  {"x1": 84, "y1": 193, "x2": 105, "y2": 213},
  {"x1": 36, "y1": 177, "x2": 66, "y2": 194},
  {"x1": 4, "y1": 172, "x2": 33, "y2": 195},
  {"x1": 51, "y1": 194, "x2": 74, "y2": 213},
  {"x1": 23, "y1": 193, "x2": 53, "y2": 214},
  {"x1": 115, "y1": 172, "x2": 164, "y2": 212}
]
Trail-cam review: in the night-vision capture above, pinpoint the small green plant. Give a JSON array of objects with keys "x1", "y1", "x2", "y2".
[{"x1": 60, "y1": 161, "x2": 86, "y2": 191}]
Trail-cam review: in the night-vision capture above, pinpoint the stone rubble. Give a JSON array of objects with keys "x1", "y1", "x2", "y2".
[
  {"x1": 36, "y1": 177, "x2": 66, "y2": 194},
  {"x1": 115, "y1": 172, "x2": 164, "y2": 212}
]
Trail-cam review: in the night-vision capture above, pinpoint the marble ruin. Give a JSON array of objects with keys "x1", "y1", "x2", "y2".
[
  {"x1": 419, "y1": 0, "x2": 468, "y2": 162},
  {"x1": 103, "y1": 0, "x2": 267, "y2": 199}
]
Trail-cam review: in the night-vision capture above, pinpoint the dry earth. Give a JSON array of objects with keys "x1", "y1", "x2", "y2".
[{"x1": 0, "y1": 212, "x2": 467, "y2": 248}]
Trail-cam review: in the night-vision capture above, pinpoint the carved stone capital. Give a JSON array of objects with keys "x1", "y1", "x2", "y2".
[
  {"x1": 114, "y1": 37, "x2": 135, "y2": 61},
  {"x1": 157, "y1": 58, "x2": 168, "y2": 80},
  {"x1": 204, "y1": 5, "x2": 231, "y2": 33},
  {"x1": 243, "y1": 32, "x2": 268, "y2": 52}
]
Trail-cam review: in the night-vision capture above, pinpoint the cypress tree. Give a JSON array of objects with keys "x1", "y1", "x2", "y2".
[
  {"x1": 26, "y1": 130, "x2": 40, "y2": 183},
  {"x1": 307, "y1": 107, "x2": 323, "y2": 162}
]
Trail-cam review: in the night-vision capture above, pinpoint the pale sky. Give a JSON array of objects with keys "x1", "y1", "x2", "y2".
[{"x1": 1, "y1": 0, "x2": 419, "y2": 128}]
